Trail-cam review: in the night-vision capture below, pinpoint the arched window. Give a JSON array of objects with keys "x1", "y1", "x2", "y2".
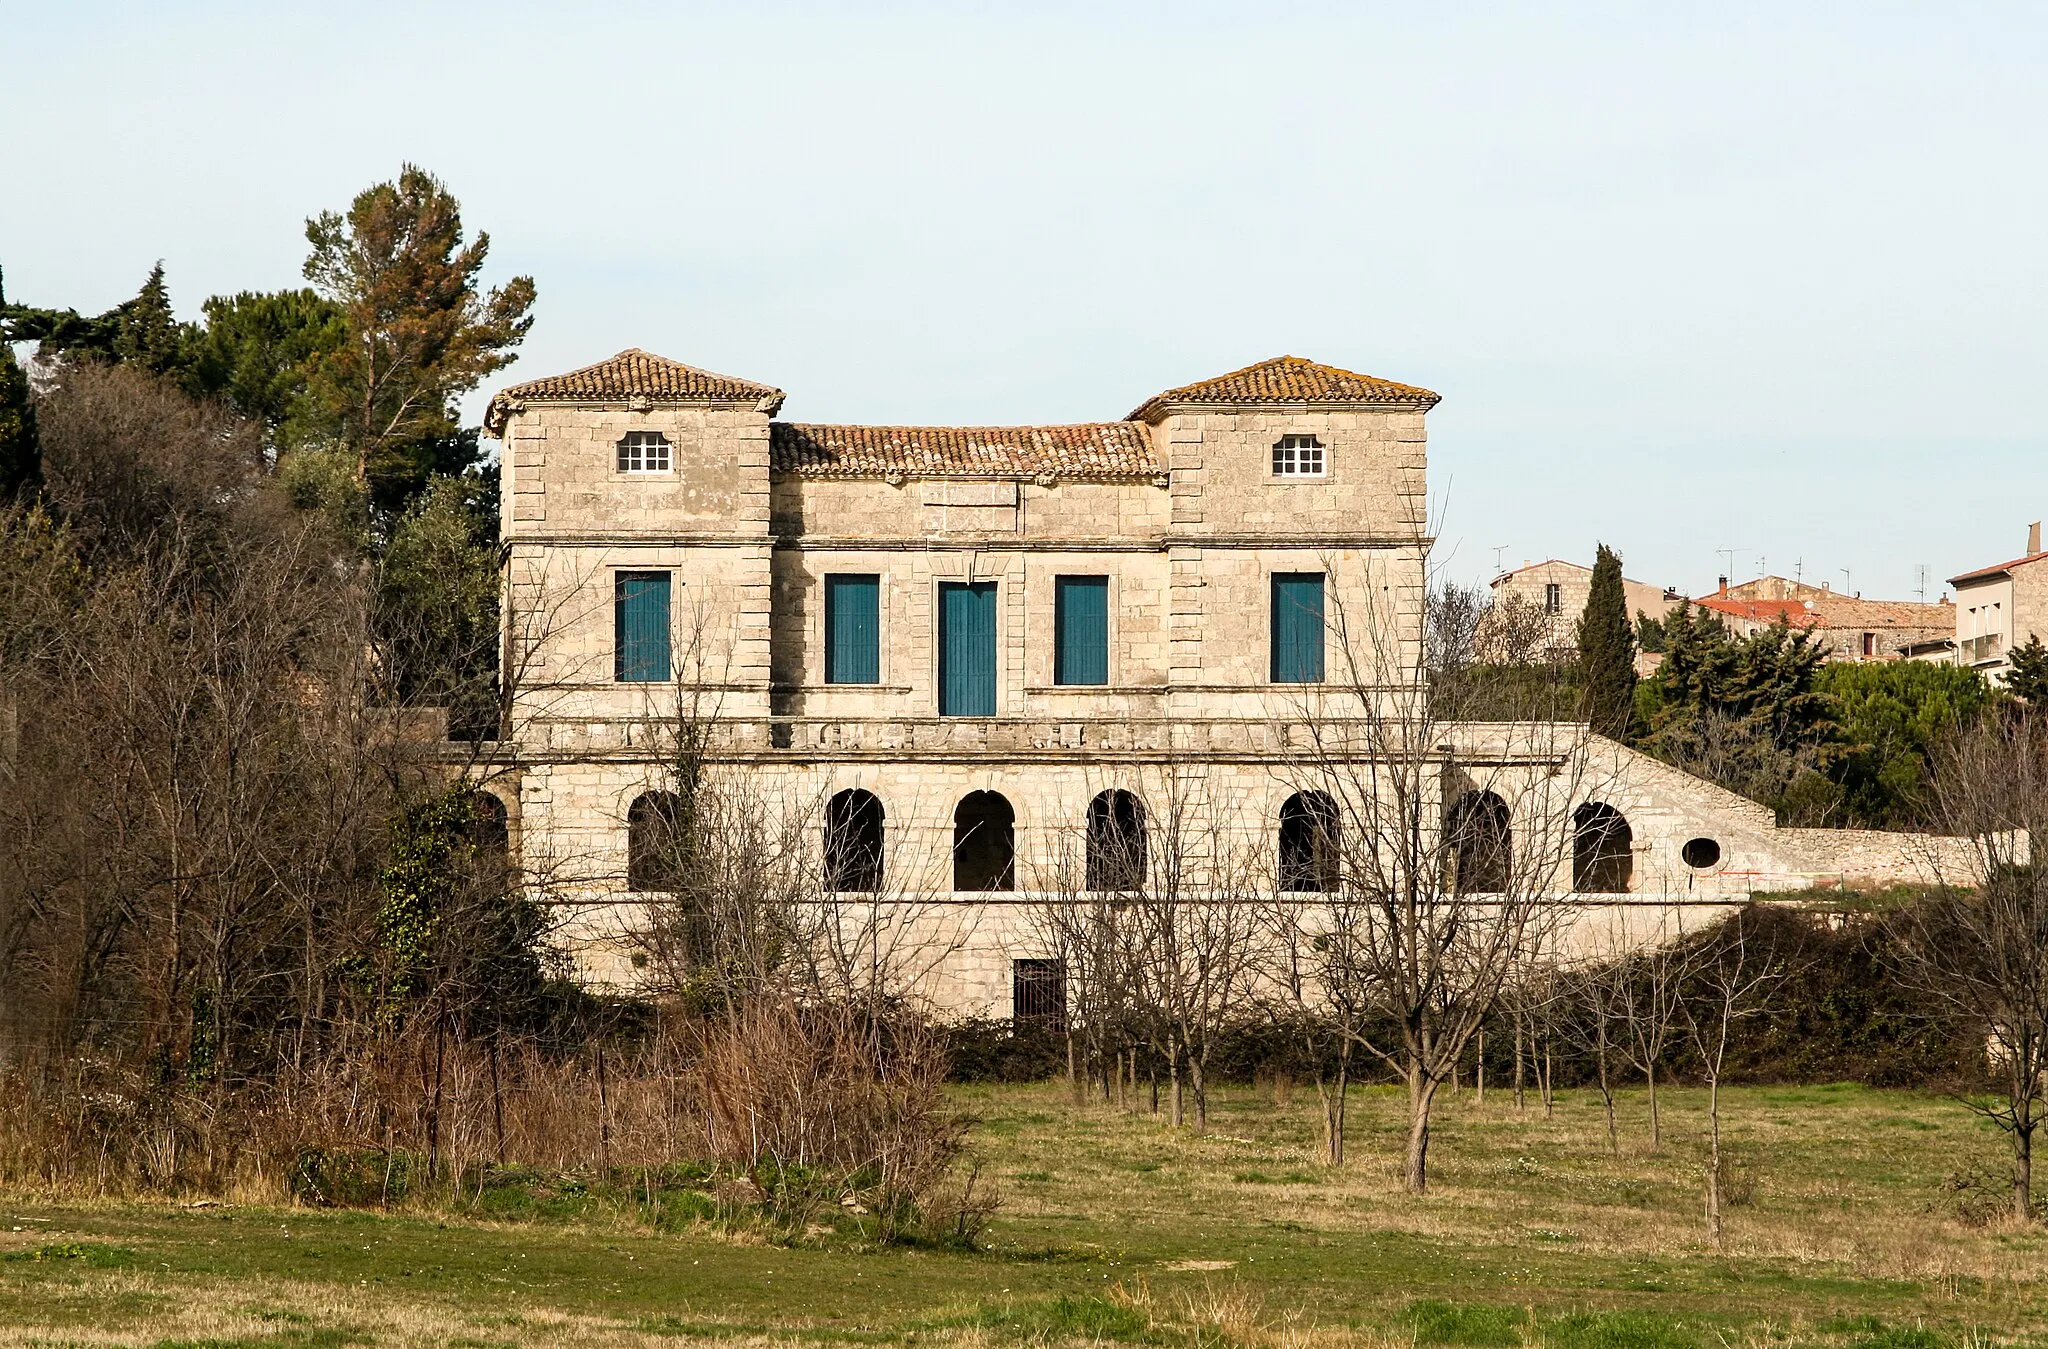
[
  {"x1": 1278, "y1": 791, "x2": 1340, "y2": 893},
  {"x1": 1573, "y1": 802, "x2": 1633, "y2": 894},
  {"x1": 954, "y1": 791, "x2": 1016, "y2": 892},
  {"x1": 825, "y1": 789, "x2": 885, "y2": 893},
  {"x1": 1446, "y1": 790, "x2": 1511, "y2": 894},
  {"x1": 628, "y1": 791, "x2": 685, "y2": 891},
  {"x1": 1085, "y1": 789, "x2": 1147, "y2": 891},
  {"x1": 465, "y1": 790, "x2": 510, "y2": 862}
]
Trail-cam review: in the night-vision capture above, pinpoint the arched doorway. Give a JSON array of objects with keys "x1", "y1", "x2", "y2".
[
  {"x1": 824, "y1": 789, "x2": 885, "y2": 893},
  {"x1": 1446, "y1": 790, "x2": 1512, "y2": 893},
  {"x1": 1085, "y1": 789, "x2": 1147, "y2": 891},
  {"x1": 1278, "y1": 791, "x2": 1340, "y2": 893},
  {"x1": 954, "y1": 791, "x2": 1016, "y2": 891},
  {"x1": 1573, "y1": 802, "x2": 1633, "y2": 893}
]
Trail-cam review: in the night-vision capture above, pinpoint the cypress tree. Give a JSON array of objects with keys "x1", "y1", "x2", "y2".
[{"x1": 1578, "y1": 542, "x2": 1638, "y2": 739}]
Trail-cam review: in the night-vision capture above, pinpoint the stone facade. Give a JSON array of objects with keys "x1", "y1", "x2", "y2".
[
  {"x1": 486, "y1": 350, "x2": 1969, "y2": 1017},
  {"x1": 1485, "y1": 559, "x2": 1680, "y2": 659}
]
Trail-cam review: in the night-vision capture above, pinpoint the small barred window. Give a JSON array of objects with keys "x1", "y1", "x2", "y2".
[
  {"x1": 1272, "y1": 434, "x2": 1325, "y2": 477},
  {"x1": 617, "y1": 431, "x2": 672, "y2": 473}
]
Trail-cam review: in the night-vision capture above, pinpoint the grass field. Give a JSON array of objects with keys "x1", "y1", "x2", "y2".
[{"x1": 4, "y1": 1081, "x2": 2046, "y2": 1348}]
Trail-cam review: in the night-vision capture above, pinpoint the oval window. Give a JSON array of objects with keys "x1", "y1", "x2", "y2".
[{"x1": 1681, "y1": 837, "x2": 1722, "y2": 869}]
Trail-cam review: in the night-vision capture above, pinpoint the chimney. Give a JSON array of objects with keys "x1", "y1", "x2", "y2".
[
  {"x1": 2031, "y1": 521, "x2": 2041, "y2": 555},
  {"x1": 1717, "y1": 576, "x2": 1728, "y2": 596}
]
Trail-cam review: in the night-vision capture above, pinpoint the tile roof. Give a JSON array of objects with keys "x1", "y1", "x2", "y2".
[
  {"x1": 1694, "y1": 593, "x2": 1952, "y2": 632},
  {"x1": 484, "y1": 349, "x2": 784, "y2": 432},
  {"x1": 1129, "y1": 355, "x2": 1440, "y2": 421},
  {"x1": 1693, "y1": 595, "x2": 1824, "y2": 629},
  {"x1": 1951, "y1": 550, "x2": 2048, "y2": 585},
  {"x1": 771, "y1": 422, "x2": 1159, "y2": 481}
]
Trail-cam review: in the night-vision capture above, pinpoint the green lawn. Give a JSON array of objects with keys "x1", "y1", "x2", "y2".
[{"x1": 4, "y1": 1082, "x2": 2045, "y2": 1348}]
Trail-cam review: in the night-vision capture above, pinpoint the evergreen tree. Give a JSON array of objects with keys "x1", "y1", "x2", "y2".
[
  {"x1": 2006, "y1": 635, "x2": 2048, "y2": 705},
  {"x1": 189, "y1": 288, "x2": 346, "y2": 447},
  {"x1": 0, "y1": 270, "x2": 37, "y2": 498},
  {"x1": 302, "y1": 164, "x2": 536, "y2": 515},
  {"x1": 1577, "y1": 542, "x2": 1638, "y2": 738},
  {"x1": 109, "y1": 263, "x2": 196, "y2": 379}
]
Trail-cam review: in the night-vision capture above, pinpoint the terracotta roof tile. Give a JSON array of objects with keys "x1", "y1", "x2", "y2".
[
  {"x1": 1129, "y1": 355, "x2": 1439, "y2": 421},
  {"x1": 485, "y1": 349, "x2": 783, "y2": 432},
  {"x1": 771, "y1": 422, "x2": 1158, "y2": 481},
  {"x1": 1694, "y1": 596, "x2": 1824, "y2": 629}
]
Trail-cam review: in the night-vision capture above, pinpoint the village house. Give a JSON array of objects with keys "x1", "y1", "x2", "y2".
[
  {"x1": 1693, "y1": 576, "x2": 1954, "y2": 662},
  {"x1": 1484, "y1": 559, "x2": 1681, "y2": 660},
  {"x1": 481, "y1": 349, "x2": 1970, "y2": 1013},
  {"x1": 1948, "y1": 522, "x2": 2048, "y2": 683}
]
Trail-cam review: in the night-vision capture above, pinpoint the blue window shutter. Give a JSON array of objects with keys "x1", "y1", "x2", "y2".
[
  {"x1": 1271, "y1": 573, "x2": 1325, "y2": 683},
  {"x1": 615, "y1": 572, "x2": 672, "y2": 682},
  {"x1": 940, "y1": 582, "x2": 998, "y2": 716},
  {"x1": 825, "y1": 574, "x2": 881, "y2": 684},
  {"x1": 1054, "y1": 576, "x2": 1109, "y2": 685}
]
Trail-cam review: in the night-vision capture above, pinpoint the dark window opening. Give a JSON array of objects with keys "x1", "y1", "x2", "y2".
[
  {"x1": 1279, "y1": 790, "x2": 1341, "y2": 892},
  {"x1": 628, "y1": 791, "x2": 686, "y2": 892},
  {"x1": 1573, "y1": 802, "x2": 1633, "y2": 893},
  {"x1": 1544, "y1": 582, "x2": 1563, "y2": 615},
  {"x1": 954, "y1": 790, "x2": 1016, "y2": 891},
  {"x1": 1085, "y1": 789, "x2": 1147, "y2": 891},
  {"x1": 825, "y1": 788, "x2": 885, "y2": 893},
  {"x1": 1446, "y1": 790, "x2": 1512, "y2": 893},
  {"x1": 1681, "y1": 836, "x2": 1722, "y2": 870},
  {"x1": 1013, "y1": 958, "x2": 1067, "y2": 1028}
]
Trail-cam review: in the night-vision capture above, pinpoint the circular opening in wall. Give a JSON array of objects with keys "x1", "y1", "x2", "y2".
[{"x1": 1681, "y1": 837, "x2": 1722, "y2": 870}]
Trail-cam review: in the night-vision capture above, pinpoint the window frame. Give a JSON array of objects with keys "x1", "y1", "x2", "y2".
[
  {"x1": 1053, "y1": 574, "x2": 1111, "y2": 686},
  {"x1": 616, "y1": 430, "x2": 673, "y2": 474},
  {"x1": 614, "y1": 570, "x2": 674, "y2": 683},
  {"x1": 1269, "y1": 572, "x2": 1327, "y2": 684},
  {"x1": 824, "y1": 573, "x2": 882, "y2": 685},
  {"x1": 1271, "y1": 433, "x2": 1328, "y2": 479},
  {"x1": 937, "y1": 579, "x2": 999, "y2": 717}
]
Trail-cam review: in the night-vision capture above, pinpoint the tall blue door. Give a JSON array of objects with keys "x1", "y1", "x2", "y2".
[{"x1": 940, "y1": 582, "x2": 997, "y2": 716}]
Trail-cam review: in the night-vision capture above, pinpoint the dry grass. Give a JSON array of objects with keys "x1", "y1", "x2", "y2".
[{"x1": 5, "y1": 1081, "x2": 2048, "y2": 1347}]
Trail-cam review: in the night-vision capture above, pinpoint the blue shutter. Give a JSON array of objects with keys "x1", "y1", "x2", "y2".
[
  {"x1": 615, "y1": 572, "x2": 672, "y2": 682},
  {"x1": 1270, "y1": 573, "x2": 1325, "y2": 683},
  {"x1": 825, "y1": 574, "x2": 881, "y2": 684},
  {"x1": 939, "y1": 582, "x2": 998, "y2": 716},
  {"x1": 1054, "y1": 576, "x2": 1109, "y2": 685}
]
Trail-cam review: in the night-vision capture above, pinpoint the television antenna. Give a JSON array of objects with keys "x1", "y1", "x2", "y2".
[{"x1": 1491, "y1": 545, "x2": 1509, "y2": 577}]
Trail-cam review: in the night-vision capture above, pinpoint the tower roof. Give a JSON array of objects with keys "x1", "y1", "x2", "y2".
[
  {"x1": 1128, "y1": 355, "x2": 1439, "y2": 422},
  {"x1": 485, "y1": 349, "x2": 784, "y2": 432}
]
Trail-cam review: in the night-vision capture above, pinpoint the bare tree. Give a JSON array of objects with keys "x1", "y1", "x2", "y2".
[
  {"x1": 1891, "y1": 712, "x2": 2048, "y2": 1224},
  {"x1": 1682, "y1": 914, "x2": 1784, "y2": 1248},
  {"x1": 1272, "y1": 557, "x2": 1596, "y2": 1192}
]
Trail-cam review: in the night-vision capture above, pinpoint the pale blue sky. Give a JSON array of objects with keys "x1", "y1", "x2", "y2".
[{"x1": 5, "y1": 1, "x2": 2044, "y2": 598}]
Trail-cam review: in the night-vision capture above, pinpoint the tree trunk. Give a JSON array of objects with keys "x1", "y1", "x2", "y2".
[
  {"x1": 1596, "y1": 1018, "x2": 1616, "y2": 1155},
  {"x1": 1066, "y1": 1027, "x2": 1078, "y2": 1105},
  {"x1": 1320, "y1": 1051, "x2": 1350, "y2": 1166},
  {"x1": 1513, "y1": 1006, "x2": 1526, "y2": 1113},
  {"x1": 1169, "y1": 1035, "x2": 1183, "y2": 1128},
  {"x1": 2015, "y1": 1118, "x2": 2035, "y2": 1224},
  {"x1": 1476, "y1": 1030, "x2": 1486, "y2": 1108},
  {"x1": 1542, "y1": 1041, "x2": 1554, "y2": 1118},
  {"x1": 1189, "y1": 1052, "x2": 1208, "y2": 1131},
  {"x1": 1405, "y1": 1064, "x2": 1439, "y2": 1193},
  {"x1": 1647, "y1": 1059, "x2": 1660, "y2": 1151},
  {"x1": 1706, "y1": 1072, "x2": 1724, "y2": 1248}
]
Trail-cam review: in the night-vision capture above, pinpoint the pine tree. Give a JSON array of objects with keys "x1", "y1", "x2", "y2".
[
  {"x1": 2006, "y1": 635, "x2": 2048, "y2": 705},
  {"x1": 1577, "y1": 542, "x2": 1638, "y2": 739},
  {"x1": 0, "y1": 267, "x2": 38, "y2": 498},
  {"x1": 110, "y1": 262, "x2": 196, "y2": 379}
]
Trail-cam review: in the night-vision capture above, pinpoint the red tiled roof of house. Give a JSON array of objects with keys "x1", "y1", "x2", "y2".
[
  {"x1": 1951, "y1": 550, "x2": 2048, "y2": 586},
  {"x1": 1129, "y1": 355, "x2": 1439, "y2": 422},
  {"x1": 485, "y1": 349, "x2": 784, "y2": 432},
  {"x1": 1693, "y1": 595, "x2": 1824, "y2": 629},
  {"x1": 770, "y1": 422, "x2": 1159, "y2": 481}
]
